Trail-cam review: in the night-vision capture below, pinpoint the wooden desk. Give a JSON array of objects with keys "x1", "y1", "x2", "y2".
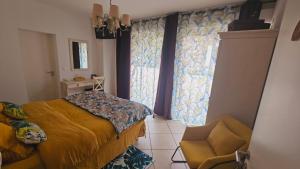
[{"x1": 61, "y1": 79, "x2": 95, "y2": 97}]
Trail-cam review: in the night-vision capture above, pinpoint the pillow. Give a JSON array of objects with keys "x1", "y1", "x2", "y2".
[
  {"x1": 10, "y1": 120, "x2": 47, "y2": 144},
  {"x1": 0, "y1": 123, "x2": 34, "y2": 164},
  {"x1": 1, "y1": 102, "x2": 27, "y2": 120},
  {"x1": 207, "y1": 121, "x2": 245, "y2": 156}
]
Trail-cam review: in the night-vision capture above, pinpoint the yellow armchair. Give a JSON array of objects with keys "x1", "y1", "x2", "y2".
[{"x1": 171, "y1": 116, "x2": 252, "y2": 169}]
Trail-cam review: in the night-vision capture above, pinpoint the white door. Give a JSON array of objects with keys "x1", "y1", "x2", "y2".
[
  {"x1": 19, "y1": 30, "x2": 59, "y2": 101},
  {"x1": 247, "y1": 1, "x2": 300, "y2": 169}
]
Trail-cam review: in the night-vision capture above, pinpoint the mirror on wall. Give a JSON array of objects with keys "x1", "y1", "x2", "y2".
[{"x1": 69, "y1": 39, "x2": 89, "y2": 70}]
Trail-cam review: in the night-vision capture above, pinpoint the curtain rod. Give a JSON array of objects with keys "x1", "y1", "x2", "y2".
[
  {"x1": 132, "y1": 15, "x2": 167, "y2": 23},
  {"x1": 132, "y1": 2, "x2": 242, "y2": 23},
  {"x1": 180, "y1": 5, "x2": 240, "y2": 16},
  {"x1": 132, "y1": 0, "x2": 276, "y2": 23}
]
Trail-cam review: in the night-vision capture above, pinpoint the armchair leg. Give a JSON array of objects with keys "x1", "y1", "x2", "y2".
[{"x1": 171, "y1": 146, "x2": 187, "y2": 163}]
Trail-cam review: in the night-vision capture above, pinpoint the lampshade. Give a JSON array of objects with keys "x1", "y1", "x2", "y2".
[
  {"x1": 93, "y1": 4, "x2": 103, "y2": 17},
  {"x1": 96, "y1": 17, "x2": 104, "y2": 27},
  {"x1": 92, "y1": 1, "x2": 130, "y2": 39},
  {"x1": 109, "y1": 5, "x2": 119, "y2": 18},
  {"x1": 115, "y1": 19, "x2": 120, "y2": 29},
  {"x1": 121, "y1": 14, "x2": 131, "y2": 26},
  {"x1": 92, "y1": 4, "x2": 103, "y2": 27}
]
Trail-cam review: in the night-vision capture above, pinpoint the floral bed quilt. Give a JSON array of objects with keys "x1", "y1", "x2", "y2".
[{"x1": 65, "y1": 91, "x2": 152, "y2": 134}]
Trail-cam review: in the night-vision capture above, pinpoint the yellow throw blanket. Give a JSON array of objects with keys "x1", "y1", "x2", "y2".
[
  {"x1": 46, "y1": 99, "x2": 117, "y2": 147},
  {"x1": 23, "y1": 102, "x2": 100, "y2": 169}
]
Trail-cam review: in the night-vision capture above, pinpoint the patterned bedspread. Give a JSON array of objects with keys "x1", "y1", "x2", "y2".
[{"x1": 65, "y1": 91, "x2": 152, "y2": 134}]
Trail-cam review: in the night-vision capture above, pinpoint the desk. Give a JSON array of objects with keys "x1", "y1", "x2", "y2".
[{"x1": 61, "y1": 79, "x2": 102, "y2": 96}]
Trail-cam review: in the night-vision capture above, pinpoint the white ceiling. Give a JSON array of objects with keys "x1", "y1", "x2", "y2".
[{"x1": 37, "y1": 0, "x2": 246, "y2": 19}]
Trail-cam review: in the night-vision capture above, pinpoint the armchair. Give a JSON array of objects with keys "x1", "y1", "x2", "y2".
[{"x1": 171, "y1": 116, "x2": 252, "y2": 169}]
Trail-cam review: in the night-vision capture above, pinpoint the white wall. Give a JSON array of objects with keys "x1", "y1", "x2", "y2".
[
  {"x1": 18, "y1": 0, "x2": 102, "y2": 80},
  {"x1": 19, "y1": 30, "x2": 59, "y2": 101},
  {"x1": 248, "y1": 0, "x2": 300, "y2": 168},
  {"x1": 0, "y1": 0, "x2": 28, "y2": 104},
  {"x1": 0, "y1": 0, "x2": 102, "y2": 104},
  {"x1": 102, "y1": 40, "x2": 117, "y2": 95}
]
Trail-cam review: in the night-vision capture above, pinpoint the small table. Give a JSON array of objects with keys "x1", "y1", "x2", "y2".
[{"x1": 61, "y1": 77, "x2": 104, "y2": 97}]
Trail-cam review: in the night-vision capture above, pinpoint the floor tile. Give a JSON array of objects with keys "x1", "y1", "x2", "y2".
[
  {"x1": 167, "y1": 121, "x2": 186, "y2": 134},
  {"x1": 172, "y1": 133, "x2": 184, "y2": 146},
  {"x1": 148, "y1": 164, "x2": 155, "y2": 169},
  {"x1": 166, "y1": 120, "x2": 185, "y2": 126},
  {"x1": 150, "y1": 133, "x2": 177, "y2": 150},
  {"x1": 142, "y1": 149, "x2": 153, "y2": 156},
  {"x1": 136, "y1": 118, "x2": 193, "y2": 169},
  {"x1": 178, "y1": 149, "x2": 186, "y2": 161},
  {"x1": 148, "y1": 115, "x2": 168, "y2": 124},
  {"x1": 146, "y1": 115, "x2": 155, "y2": 122},
  {"x1": 148, "y1": 123, "x2": 171, "y2": 134},
  {"x1": 152, "y1": 150, "x2": 187, "y2": 169},
  {"x1": 135, "y1": 135, "x2": 151, "y2": 150},
  {"x1": 145, "y1": 123, "x2": 151, "y2": 134}
]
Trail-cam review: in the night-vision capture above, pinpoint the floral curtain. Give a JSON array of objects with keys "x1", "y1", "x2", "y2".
[
  {"x1": 171, "y1": 7, "x2": 238, "y2": 125},
  {"x1": 130, "y1": 18, "x2": 165, "y2": 109}
]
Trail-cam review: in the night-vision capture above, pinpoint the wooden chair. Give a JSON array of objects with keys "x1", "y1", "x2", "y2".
[{"x1": 92, "y1": 76, "x2": 105, "y2": 91}]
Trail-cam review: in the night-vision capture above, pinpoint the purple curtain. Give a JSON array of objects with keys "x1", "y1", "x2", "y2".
[
  {"x1": 116, "y1": 28, "x2": 131, "y2": 99},
  {"x1": 154, "y1": 13, "x2": 179, "y2": 119}
]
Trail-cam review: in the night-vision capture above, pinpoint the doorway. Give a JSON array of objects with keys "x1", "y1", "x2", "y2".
[{"x1": 19, "y1": 29, "x2": 59, "y2": 101}]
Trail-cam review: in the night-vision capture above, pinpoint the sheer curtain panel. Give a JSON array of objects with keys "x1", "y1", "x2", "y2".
[
  {"x1": 130, "y1": 18, "x2": 165, "y2": 109},
  {"x1": 171, "y1": 7, "x2": 239, "y2": 125}
]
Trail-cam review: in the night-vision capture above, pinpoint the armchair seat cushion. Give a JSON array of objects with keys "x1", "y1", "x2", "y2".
[{"x1": 180, "y1": 140, "x2": 216, "y2": 169}]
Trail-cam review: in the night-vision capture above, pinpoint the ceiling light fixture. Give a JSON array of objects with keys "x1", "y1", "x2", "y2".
[{"x1": 92, "y1": 0, "x2": 131, "y2": 39}]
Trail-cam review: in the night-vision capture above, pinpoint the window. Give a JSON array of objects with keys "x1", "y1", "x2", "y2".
[
  {"x1": 130, "y1": 18, "x2": 165, "y2": 109},
  {"x1": 171, "y1": 9, "x2": 237, "y2": 125}
]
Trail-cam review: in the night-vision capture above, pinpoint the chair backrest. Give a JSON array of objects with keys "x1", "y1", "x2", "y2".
[
  {"x1": 221, "y1": 116, "x2": 252, "y2": 151},
  {"x1": 92, "y1": 76, "x2": 105, "y2": 91}
]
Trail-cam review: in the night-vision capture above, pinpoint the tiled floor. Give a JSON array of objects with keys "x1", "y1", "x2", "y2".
[{"x1": 134, "y1": 115, "x2": 190, "y2": 169}]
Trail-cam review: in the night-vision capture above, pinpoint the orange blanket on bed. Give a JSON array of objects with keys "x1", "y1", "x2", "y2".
[
  {"x1": 46, "y1": 99, "x2": 117, "y2": 146},
  {"x1": 24, "y1": 99, "x2": 127, "y2": 169},
  {"x1": 23, "y1": 99, "x2": 146, "y2": 169},
  {"x1": 0, "y1": 98, "x2": 146, "y2": 169},
  {"x1": 23, "y1": 101, "x2": 100, "y2": 169}
]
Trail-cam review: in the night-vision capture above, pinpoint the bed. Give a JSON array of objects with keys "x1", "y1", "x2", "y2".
[{"x1": 2, "y1": 92, "x2": 151, "y2": 169}]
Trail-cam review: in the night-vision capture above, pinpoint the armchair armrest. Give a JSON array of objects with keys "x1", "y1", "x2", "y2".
[
  {"x1": 198, "y1": 153, "x2": 237, "y2": 169},
  {"x1": 182, "y1": 121, "x2": 217, "y2": 141}
]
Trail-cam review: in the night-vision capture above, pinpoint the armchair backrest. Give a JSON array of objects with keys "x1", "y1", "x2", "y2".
[{"x1": 221, "y1": 116, "x2": 252, "y2": 151}]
